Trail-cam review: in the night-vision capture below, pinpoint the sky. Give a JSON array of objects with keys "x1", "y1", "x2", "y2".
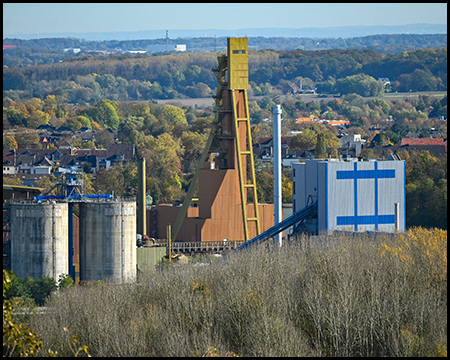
[{"x1": 3, "y1": 3, "x2": 447, "y2": 38}]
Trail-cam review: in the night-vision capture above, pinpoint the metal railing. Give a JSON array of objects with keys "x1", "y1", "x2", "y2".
[{"x1": 151, "y1": 240, "x2": 246, "y2": 253}]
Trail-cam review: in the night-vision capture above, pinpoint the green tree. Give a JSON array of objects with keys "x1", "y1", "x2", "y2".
[
  {"x1": 66, "y1": 117, "x2": 82, "y2": 131},
  {"x1": 14, "y1": 131, "x2": 41, "y2": 146},
  {"x1": 3, "y1": 70, "x2": 27, "y2": 90},
  {"x1": 180, "y1": 131, "x2": 209, "y2": 173},
  {"x1": 3, "y1": 270, "x2": 43, "y2": 357},
  {"x1": 185, "y1": 82, "x2": 212, "y2": 98},
  {"x1": 403, "y1": 151, "x2": 447, "y2": 229},
  {"x1": 336, "y1": 74, "x2": 384, "y2": 97},
  {"x1": 160, "y1": 104, "x2": 187, "y2": 126},
  {"x1": 86, "y1": 99, "x2": 120, "y2": 129},
  {"x1": 315, "y1": 133, "x2": 327, "y2": 158},
  {"x1": 290, "y1": 129, "x2": 317, "y2": 149},
  {"x1": 143, "y1": 133, "x2": 184, "y2": 203},
  {"x1": 77, "y1": 115, "x2": 92, "y2": 129},
  {"x1": 26, "y1": 110, "x2": 50, "y2": 129},
  {"x1": 3, "y1": 135, "x2": 18, "y2": 149},
  {"x1": 4, "y1": 107, "x2": 27, "y2": 127},
  {"x1": 93, "y1": 162, "x2": 138, "y2": 197}
]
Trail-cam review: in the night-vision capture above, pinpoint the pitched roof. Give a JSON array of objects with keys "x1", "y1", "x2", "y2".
[
  {"x1": 106, "y1": 143, "x2": 135, "y2": 161},
  {"x1": 401, "y1": 138, "x2": 445, "y2": 146}
]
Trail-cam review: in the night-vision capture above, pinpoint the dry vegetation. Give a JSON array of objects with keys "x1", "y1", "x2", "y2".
[{"x1": 23, "y1": 227, "x2": 447, "y2": 357}]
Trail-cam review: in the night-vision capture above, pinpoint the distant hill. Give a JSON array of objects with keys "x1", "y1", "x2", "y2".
[
  {"x1": 3, "y1": 34, "x2": 447, "y2": 55},
  {"x1": 3, "y1": 23, "x2": 447, "y2": 41}
]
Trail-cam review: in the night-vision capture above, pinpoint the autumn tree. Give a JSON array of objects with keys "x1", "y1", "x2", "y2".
[
  {"x1": 3, "y1": 135, "x2": 18, "y2": 149},
  {"x1": 93, "y1": 162, "x2": 137, "y2": 197},
  {"x1": 143, "y1": 133, "x2": 184, "y2": 203},
  {"x1": 179, "y1": 131, "x2": 209, "y2": 173}
]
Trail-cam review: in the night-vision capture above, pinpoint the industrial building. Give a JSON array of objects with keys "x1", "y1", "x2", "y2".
[
  {"x1": 149, "y1": 37, "x2": 275, "y2": 244},
  {"x1": 3, "y1": 37, "x2": 408, "y2": 285},
  {"x1": 292, "y1": 157, "x2": 405, "y2": 234},
  {"x1": 5, "y1": 171, "x2": 137, "y2": 284}
]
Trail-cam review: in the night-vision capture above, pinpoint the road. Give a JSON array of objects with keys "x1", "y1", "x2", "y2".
[{"x1": 156, "y1": 91, "x2": 447, "y2": 108}]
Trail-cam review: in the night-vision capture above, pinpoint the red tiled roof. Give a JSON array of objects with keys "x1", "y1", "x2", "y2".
[
  {"x1": 401, "y1": 138, "x2": 445, "y2": 146},
  {"x1": 3, "y1": 45, "x2": 17, "y2": 50}
]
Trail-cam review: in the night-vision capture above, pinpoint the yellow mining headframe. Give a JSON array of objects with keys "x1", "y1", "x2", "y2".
[{"x1": 171, "y1": 37, "x2": 261, "y2": 242}]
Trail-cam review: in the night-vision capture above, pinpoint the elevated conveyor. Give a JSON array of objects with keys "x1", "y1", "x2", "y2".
[{"x1": 235, "y1": 202, "x2": 317, "y2": 251}]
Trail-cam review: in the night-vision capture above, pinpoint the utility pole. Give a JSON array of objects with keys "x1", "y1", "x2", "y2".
[{"x1": 166, "y1": 30, "x2": 168, "y2": 52}]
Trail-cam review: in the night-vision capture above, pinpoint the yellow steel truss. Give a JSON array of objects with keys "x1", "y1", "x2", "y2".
[
  {"x1": 171, "y1": 38, "x2": 260, "y2": 242},
  {"x1": 231, "y1": 89, "x2": 261, "y2": 240}
]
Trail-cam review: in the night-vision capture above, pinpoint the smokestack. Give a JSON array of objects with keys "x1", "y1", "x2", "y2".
[
  {"x1": 273, "y1": 105, "x2": 282, "y2": 246},
  {"x1": 138, "y1": 157, "x2": 146, "y2": 236}
]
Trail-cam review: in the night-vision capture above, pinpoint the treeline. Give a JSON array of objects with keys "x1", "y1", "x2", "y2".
[
  {"x1": 4, "y1": 92, "x2": 447, "y2": 229},
  {"x1": 3, "y1": 47, "x2": 447, "y2": 103},
  {"x1": 3, "y1": 33, "x2": 447, "y2": 53}
]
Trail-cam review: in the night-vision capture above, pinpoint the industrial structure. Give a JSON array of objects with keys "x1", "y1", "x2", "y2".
[
  {"x1": 235, "y1": 156, "x2": 405, "y2": 251},
  {"x1": 292, "y1": 157, "x2": 405, "y2": 234},
  {"x1": 3, "y1": 37, "x2": 408, "y2": 283},
  {"x1": 5, "y1": 170, "x2": 136, "y2": 284},
  {"x1": 148, "y1": 38, "x2": 275, "y2": 243}
]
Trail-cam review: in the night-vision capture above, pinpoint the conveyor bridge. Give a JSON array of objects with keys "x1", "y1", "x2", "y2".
[{"x1": 235, "y1": 202, "x2": 317, "y2": 251}]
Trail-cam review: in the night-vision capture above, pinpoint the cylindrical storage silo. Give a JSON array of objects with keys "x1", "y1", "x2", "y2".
[
  {"x1": 79, "y1": 201, "x2": 136, "y2": 283},
  {"x1": 10, "y1": 202, "x2": 69, "y2": 280}
]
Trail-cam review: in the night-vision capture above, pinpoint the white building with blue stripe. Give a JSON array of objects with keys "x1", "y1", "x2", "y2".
[{"x1": 292, "y1": 157, "x2": 405, "y2": 234}]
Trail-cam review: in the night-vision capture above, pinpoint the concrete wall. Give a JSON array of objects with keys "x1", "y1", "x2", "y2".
[
  {"x1": 136, "y1": 246, "x2": 167, "y2": 274},
  {"x1": 79, "y1": 201, "x2": 136, "y2": 283},
  {"x1": 11, "y1": 203, "x2": 69, "y2": 280}
]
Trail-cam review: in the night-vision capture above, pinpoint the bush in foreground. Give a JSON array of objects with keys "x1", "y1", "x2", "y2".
[{"x1": 22, "y1": 227, "x2": 447, "y2": 357}]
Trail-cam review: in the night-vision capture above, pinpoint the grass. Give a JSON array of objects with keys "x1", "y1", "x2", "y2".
[{"x1": 22, "y1": 227, "x2": 446, "y2": 357}]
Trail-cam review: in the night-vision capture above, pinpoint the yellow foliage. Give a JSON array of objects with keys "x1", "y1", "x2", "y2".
[{"x1": 380, "y1": 227, "x2": 447, "y2": 283}]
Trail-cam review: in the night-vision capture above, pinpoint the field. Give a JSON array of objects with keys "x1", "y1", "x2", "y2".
[
  {"x1": 156, "y1": 91, "x2": 447, "y2": 109},
  {"x1": 7, "y1": 228, "x2": 446, "y2": 357}
]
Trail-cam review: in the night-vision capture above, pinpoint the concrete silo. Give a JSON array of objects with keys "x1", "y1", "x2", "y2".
[
  {"x1": 10, "y1": 202, "x2": 69, "y2": 280},
  {"x1": 79, "y1": 201, "x2": 136, "y2": 283}
]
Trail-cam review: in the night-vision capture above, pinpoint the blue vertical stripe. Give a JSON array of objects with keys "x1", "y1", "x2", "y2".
[
  {"x1": 374, "y1": 161, "x2": 378, "y2": 230},
  {"x1": 403, "y1": 161, "x2": 406, "y2": 230}
]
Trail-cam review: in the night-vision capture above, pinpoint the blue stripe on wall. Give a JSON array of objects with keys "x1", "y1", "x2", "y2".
[
  {"x1": 374, "y1": 162, "x2": 378, "y2": 230},
  {"x1": 337, "y1": 169, "x2": 395, "y2": 179},
  {"x1": 336, "y1": 163, "x2": 397, "y2": 231},
  {"x1": 337, "y1": 214, "x2": 395, "y2": 226}
]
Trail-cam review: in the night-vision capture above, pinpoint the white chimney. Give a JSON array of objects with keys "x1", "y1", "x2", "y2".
[{"x1": 273, "y1": 105, "x2": 282, "y2": 246}]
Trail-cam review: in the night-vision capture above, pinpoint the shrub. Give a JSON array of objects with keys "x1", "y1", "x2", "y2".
[{"x1": 26, "y1": 229, "x2": 446, "y2": 357}]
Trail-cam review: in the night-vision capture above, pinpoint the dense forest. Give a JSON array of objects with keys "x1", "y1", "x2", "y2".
[{"x1": 3, "y1": 47, "x2": 447, "y2": 106}]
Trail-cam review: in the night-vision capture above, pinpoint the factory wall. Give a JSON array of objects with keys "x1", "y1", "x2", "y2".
[
  {"x1": 152, "y1": 168, "x2": 274, "y2": 242},
  {"x1": 10, "y1": 203, "x2": 69, "y2": 280},
  {"x1": 79, "y1": 201, "x2": 136, "y2": 283},
  {"x1": 293, "y1": 158, "x2": 405, "y2": 234}
]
